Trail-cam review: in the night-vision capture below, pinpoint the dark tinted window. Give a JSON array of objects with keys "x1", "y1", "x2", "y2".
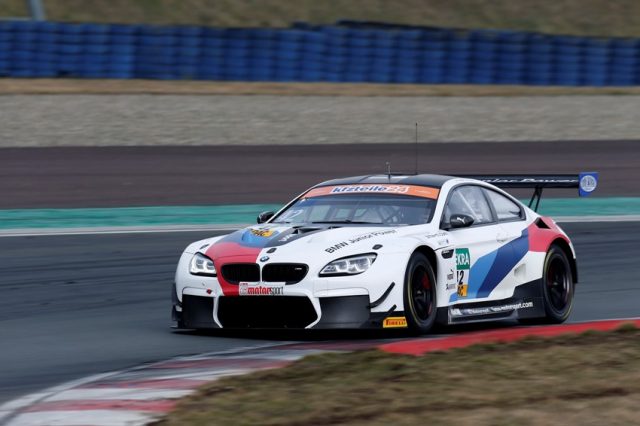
[
  {"x1": 485, "y1": 189, "x2": 523, "y2": 221},
  {"x1": 443, "y1": 186, "x2": 494, "y2": 226}
]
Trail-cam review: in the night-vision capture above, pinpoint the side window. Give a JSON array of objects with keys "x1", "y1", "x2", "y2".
[
  {"x1": 443, "y1": 186, "x2": 494, "y2": 226},
  {"x1": 485, "y1": 190, "x2": 524, "y2": 221}
]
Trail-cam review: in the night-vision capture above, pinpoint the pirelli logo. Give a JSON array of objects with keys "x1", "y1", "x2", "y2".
[{"x1": 383, "y1": 316, "x2": 408, "y2": 328}]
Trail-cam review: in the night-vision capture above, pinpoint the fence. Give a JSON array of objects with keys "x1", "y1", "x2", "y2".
[{"x1": 1, "y1": 20, "x2": 639, "y2": 85}]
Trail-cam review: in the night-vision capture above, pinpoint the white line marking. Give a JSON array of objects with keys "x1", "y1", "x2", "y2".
[
  {"x1": 6, "y1": 410, "x2": 156, "y2": 426},
  {"x1": 555, "y1": 215, "x2": 640, "y2": 223},
  {"x1": 45, "y1": 388, "x2": 192, "y2": 402},
  {"x1": 0, "y1": 224, "x2": 247, "y2": 237},
  {"x1": 1, "y1": 214, "x2": 639, "y2": 237}
]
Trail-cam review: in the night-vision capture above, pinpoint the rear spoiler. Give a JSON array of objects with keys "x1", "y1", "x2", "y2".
[{"x1": 458, "y1": 172, "x2": 599, "y2": 211}]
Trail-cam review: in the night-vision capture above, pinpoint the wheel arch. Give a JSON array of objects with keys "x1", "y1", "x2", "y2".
[
  {"x1": 550, "y1": 238, "x2": 578, "y2": 284},
  {"x1": 412, "y1": 245, "x2": 438, "y2": 278}
]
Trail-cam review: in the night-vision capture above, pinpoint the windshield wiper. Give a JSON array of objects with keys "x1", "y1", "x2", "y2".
[{"x1": 310, "y1": 220, "x2": 383, "y2": 225}]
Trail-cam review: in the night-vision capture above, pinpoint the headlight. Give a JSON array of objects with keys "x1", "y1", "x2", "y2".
[
  {"x1": 189, "y1": 253, "x2": 217, "y2": 277},
  {"x1": 319, "y1": 253, "x2": 377, "y2": 276}
]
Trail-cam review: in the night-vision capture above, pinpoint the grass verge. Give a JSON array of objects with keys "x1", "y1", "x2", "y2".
[
  {"x1": 3, "y1": 79, "x2": 640, "y2": 96},
  {"x1": 3, "y1": 0, "x2": 640, "y2": 37},
  {"x1": 155, "y1": 326, "x2": 640, "y2": 426}
]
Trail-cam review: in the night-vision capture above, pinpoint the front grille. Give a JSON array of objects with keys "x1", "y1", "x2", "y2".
[
  {"x1": 262, "y1": 263, "x2": 308, "y2": 284},
  {"x1": 221, "y1": 263, "x2": 260, "y2": 283},
  {"x1": 217, "y1": 296, "x2": 318, "y2": 328}
]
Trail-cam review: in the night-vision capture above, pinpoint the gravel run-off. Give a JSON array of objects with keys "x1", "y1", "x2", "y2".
[{"x1": 1, "y1": 95, "x2": 640, "y2": 147}]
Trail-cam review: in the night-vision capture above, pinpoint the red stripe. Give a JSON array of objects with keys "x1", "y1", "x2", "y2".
[
  {"x1": 23, "y1": 399, "x2": 176, "y2": 413},
  {"x1": 205, "y1": 241, "x2": 261, "y2": 296},
  {"x1": 379, "y1": 319, "x2": 640, "y2": 356},
  {"x1": 527, "y1": 219, "x2": 569, "y2": 253}
]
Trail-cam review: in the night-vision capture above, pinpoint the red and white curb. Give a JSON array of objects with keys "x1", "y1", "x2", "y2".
[
  {"x1": 0, "y1": 342, "x2": 371, "y2": 426},
  {"x1": 380, "y1": 318, "x2": 640, "y2": 355},
  {"x1": 2, "y1": 319, "x2": 638, "y2": 426}
]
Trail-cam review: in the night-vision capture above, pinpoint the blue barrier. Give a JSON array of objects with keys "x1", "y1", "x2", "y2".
[{"x1": 0, "y1": 20, "x2": 639, "y2": 85}]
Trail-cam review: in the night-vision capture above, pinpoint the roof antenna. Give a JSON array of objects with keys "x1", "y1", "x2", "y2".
[
  {"x1": 414, "y1": 122, "x2": 418, "y2": 175},
  {"x1": 386, "y1": 161, "x2": 391, "y2": 180}
]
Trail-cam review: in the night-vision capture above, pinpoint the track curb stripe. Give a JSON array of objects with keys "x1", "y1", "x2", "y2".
[
  {"x1": 379, "y1": 318, "x2": 640, "y2": 355},
  {"x1": 3, "y1": 320, "x2": 638, "y2": 425}
]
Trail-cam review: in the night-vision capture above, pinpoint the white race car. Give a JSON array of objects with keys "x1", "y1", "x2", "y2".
[{"x1": 172, "y1": 172, "x2": 598, "y2": 333}]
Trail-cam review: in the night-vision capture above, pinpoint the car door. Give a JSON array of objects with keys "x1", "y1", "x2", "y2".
[
  {"x1": 481, "y1": 187, "x2": 530, "y2": 299},
  {"x1": 441, "y1": 185, "x2": 504, "y2": 304}
]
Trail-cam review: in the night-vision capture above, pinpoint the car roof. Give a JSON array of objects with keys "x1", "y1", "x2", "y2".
[{"x1": 314, "y1": 174, "x2": 455, "y2": 189}]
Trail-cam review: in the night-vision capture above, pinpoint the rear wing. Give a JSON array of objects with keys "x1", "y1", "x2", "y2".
[{"x1": 458, "y1": 172, "x2": 599, "y2": 211}]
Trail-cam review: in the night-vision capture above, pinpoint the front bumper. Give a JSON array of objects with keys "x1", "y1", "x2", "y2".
[{"x1": 172, "y1": 292, "x2": 396, "y2": 330}]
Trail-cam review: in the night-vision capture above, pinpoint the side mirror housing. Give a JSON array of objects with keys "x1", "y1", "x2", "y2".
[
  {"x1": 448, "y1": 214, "x2": 474, "y2": 229},
  {"x1": 257, "y1": 211, "x2": 275, "y2": 224}
]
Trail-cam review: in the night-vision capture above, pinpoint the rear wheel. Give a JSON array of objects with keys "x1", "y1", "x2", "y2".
[
  {"x1": 403, "y1": 253, "x2": 438, "y2": 334},
  {"x1": 521, "y1": 244, "x2": 574, "y2": 324}
]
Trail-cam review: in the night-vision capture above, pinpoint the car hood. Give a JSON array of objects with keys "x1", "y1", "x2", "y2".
[{"x1": 203, "y1": 223, "x2": 406, "y2": 261}]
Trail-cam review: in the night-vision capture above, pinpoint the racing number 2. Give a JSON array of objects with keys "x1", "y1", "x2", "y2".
[{"x1": 457, "y1": 270, "x2": 468, "y2": 297}]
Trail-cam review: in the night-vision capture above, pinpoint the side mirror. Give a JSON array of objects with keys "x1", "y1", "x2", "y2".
[
  {"x1": 257, "y1": 211, "x2": 275, "y2": 224},
  {"x1": 449, "y1": 214, "x2": 474, "y2": 229}
]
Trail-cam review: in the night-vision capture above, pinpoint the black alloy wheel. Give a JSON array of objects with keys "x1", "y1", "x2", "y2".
[
  {"x1": 403, "y1": 252, "x2": 438, "y2": 334},
  {"x1": 541, "y1": 245, "x2": 574, "y2": 323}
]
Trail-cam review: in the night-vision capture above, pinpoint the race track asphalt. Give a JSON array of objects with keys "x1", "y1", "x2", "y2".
[
  {"x1": 1, "y1": 140, "x2": 638, "y2": 209},
  {"x1": 1, "y1": 222, "x2": 639, "y2": 404}
]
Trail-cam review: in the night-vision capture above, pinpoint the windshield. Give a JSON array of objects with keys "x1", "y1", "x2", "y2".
[{"x1": 272, "y1": 194, "x2": 437, "y2": 225}]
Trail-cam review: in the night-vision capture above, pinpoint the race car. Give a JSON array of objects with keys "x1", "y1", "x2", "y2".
[{"x1": 172, "y1": 172, "x2": 598, "y2": 333}]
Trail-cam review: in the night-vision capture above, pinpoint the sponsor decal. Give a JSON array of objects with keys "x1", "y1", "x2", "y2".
[
  {"x1": 578, "y1": 172, "x2": 599, "y2": 197},
  {"x1": 426, "y1": 231, "x2": 447, "y2": 239},
  {"x1": 348, "y1": 229, "x2": 396, "y2": 244},
  {"x1": 325, "y1": 242, "x2": 349, "y2": 254},
  {"x1": 455, "y1": 248, "x2": 470, "y2": 270},
  {"x1": 447, "y1": 269, "x2": 454, "y2": 281},
  {"x1": 457, "y1": 283, "x2": 468, "y2": 297},
  {"x1": 451, "y1": 301, "x2": 534, "y2": 317},
  {"x1": 455, "y1": 248, "x2": 470, "y2": 298},
  {"x1": 324, "y1": 230, "x2": 397, "y2": 253},
  {"x1": 446, "y1": 269, "x2": 456, "y2": 290},
  {"x1": 383, "y1": 316, "x2": 408, "y2": 328},
  {"x1": 250, "y1": 228, "x2": 277, "y2": 238},
  {"x1": 479, "y1": 178, "x2": 578, "y2": 185},
  {"x1": 425, "y1": 231, "x2": 449, "y2": 245},
  {"x1": 305, "y1": 184, "x2": 439, "y2": 200},
  {"x1": 278, "y1": 234, "x2": 297, "y2": 243},
  {"x1": 238, "y1": 282, "x2": 284, "y2": 296}
]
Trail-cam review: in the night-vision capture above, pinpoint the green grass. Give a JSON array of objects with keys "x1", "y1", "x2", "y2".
[
  {"x1": 155, "y1": 327, "x2": 640, "y2": 426},
  {"x1": 4, "y1": 0, "x2": 640, "y2": 37}
]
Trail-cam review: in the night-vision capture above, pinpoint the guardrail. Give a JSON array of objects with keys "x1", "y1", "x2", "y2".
[{"x1": 0, "y1": 20, "x2": 638, "y2": 85}]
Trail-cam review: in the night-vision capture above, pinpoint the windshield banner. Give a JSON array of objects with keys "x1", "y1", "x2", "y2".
[{"x1": 304, "y1": 184, "x2": 440, "y2": 199}]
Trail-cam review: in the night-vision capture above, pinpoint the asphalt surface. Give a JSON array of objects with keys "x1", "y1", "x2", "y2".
[
  {"x1": 1, "y1": 140, "x2": 638, "y2": 208},
  {"x1": 0, "y1": 222, "x2": 639, "y2": 404}
]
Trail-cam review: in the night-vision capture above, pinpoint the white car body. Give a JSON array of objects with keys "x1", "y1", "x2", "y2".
[{"x1": 172, "y1": 174, "x2": 588, "y2": 331}]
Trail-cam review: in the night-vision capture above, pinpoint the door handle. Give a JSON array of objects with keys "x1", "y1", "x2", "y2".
[{"x1": 496, "y1": 233, "x2": 509, "y2": 243}]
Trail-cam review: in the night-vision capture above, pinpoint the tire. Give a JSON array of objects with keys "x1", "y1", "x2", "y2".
[
  {"x1": 403, "y1": 252, "x2": 438, "y2": 334},
  {"x1": 521, "y1": 244, "x2": 574, "y2": 324}
]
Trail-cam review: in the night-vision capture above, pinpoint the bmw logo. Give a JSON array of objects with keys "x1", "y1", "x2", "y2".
[{"x1": 259, "y1": 256, "x2": 270, "y2": 262}]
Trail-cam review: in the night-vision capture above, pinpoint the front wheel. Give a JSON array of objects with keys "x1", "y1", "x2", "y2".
[{"x1": 403, "y1": 252, "x2": 438, "y2": 334}]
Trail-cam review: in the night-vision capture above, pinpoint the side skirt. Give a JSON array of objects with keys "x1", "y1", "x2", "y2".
[{"x1": 439, "y1": 280, "x2": 546, "y2": 325}]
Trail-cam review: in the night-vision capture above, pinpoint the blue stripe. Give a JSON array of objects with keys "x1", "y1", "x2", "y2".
[{"x1": 449, "y1": 228, "x2": 529, "y2": 302}]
